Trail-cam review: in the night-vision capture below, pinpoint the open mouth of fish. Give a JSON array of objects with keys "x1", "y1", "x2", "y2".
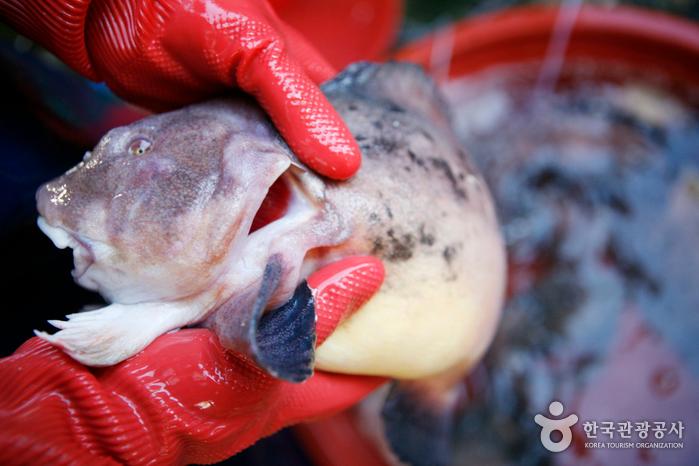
[
  {"x1": 36, "y1": 167, "x2": 314, "y2": 290},
  {"x1": 37, "y1": 217, "x2": 96, "y2": 281},
  {"x1": 248, "y1": 172, "x2": 297, "y2": 234}
]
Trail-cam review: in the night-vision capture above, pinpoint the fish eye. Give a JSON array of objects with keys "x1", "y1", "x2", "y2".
[{"x1": 128, "y1": 137, "x2": 152, "y2": 156}]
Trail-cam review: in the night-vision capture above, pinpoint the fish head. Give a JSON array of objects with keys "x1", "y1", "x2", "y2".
[{"x1": 36, "y1": 100, "x2": 294, "y2": 303}]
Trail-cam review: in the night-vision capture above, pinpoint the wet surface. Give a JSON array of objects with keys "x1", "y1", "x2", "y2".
[{"x1": 443, "y1": 64, "x2": 699, "y2": 466}]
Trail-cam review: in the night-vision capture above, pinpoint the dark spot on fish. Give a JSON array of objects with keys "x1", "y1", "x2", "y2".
[
  {"x1": 418, "y1": 224, "x2": 435, "y2": 246},
  {"x1": 355, "y1": 134, "x2": 367, "y2": 142},
  {"x1": 443, "y1": 245, "x2": 457, "y2": 265},
  {"x1": 376, "y1": 137, "x2": 398, "y2": 153},
  {"x1": 390, "y1": 237, "x2": 414, "y2": 261},
  {"x1": 371, "y1": 237, "x2": 385, "y2": 255},
  {"x1": 407, "y1": 150, "x2": 426, "y2": 168},
  {"x1": 369, "y1": 212, "x2": 380, "y2": 223},
  {"x1": 385, "y1": 205, "x2": 393, "y2": 219},
  {"x1": 418, "y1": 127, "x2": 434, "y2": 142},
  {"x1": 442, "y1": 243, "x2": 462, "y2": 281},
  {"x1": 373, "y1": 120, "x2": 384, "y2": 130},
  {"x1": 348, "y1": 103, "x2": 358, "y2": 111},
  {"x1": 429, "y1": 157, "x2": 467, "y2": 200},
  {"x1": 384, "y1": 228, "x2": 415, "y2": 262},
  {"x1": 457, "y1": 148, "x2": 478, "y2": 174}
]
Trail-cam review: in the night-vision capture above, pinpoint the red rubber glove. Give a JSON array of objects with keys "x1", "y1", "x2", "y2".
[
  {"x1": 0, "y1": 0, "x2": 362, "y2": 179},
  {"x1": 0, "y1": 256, "x2": 385, "y2": 465}
]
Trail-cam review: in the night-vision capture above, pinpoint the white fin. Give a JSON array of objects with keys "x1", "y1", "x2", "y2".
[{"x1": 35, "y1": 302, "x2": 200, "y2": 366}]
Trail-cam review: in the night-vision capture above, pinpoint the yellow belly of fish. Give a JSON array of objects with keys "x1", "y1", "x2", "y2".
[{"x1": 315, "y1": 233, "x2": 506, "y2": 379}]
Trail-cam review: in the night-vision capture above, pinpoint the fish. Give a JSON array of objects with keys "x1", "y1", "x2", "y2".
[{"x1": 35, "y1": 62, "x2": 506, "y2": 465}]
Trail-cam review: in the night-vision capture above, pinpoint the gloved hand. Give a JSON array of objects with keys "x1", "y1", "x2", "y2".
[
  {"x1": 0, "y1": 256, "x2": 386, "y2": 465},
  {"x1": 0, "y1": 0, "x2": 362, "y2": 179}
]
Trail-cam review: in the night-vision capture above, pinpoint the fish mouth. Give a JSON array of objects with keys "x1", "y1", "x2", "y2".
[
  {"x1": 249, "y1": 173, "x2": 293, "y2": 234},
  {"x1": 248, "y1": 169, "x2": 319, "y2": 237},
  {"x1": 37, "y1": 217, "x2": 95, "y2": 280}
]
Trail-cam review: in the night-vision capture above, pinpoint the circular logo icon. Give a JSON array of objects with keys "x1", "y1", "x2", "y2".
[{"x1": 534, "y1": 401, "x2": 579, "y2": 452}]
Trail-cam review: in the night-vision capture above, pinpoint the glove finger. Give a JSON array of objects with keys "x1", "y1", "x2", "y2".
[
  {"x1": 236, "y1": 42, "x2": 361, "y2": 179},
  {"x1": 307, "y1": 256, "x2": 385, "y2": 346},
  {"x1": 274, "y1": 370, "x2": 386, "y2": 428},
  {"x1": 260, "y1": 0, "x2": 336, "y2": 83},
  {"x1": 279, "y1": 24, "x2": 336, "y2": 83}
]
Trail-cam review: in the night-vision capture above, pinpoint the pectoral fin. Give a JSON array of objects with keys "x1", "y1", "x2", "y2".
[
  {"x1": 382, "y1": 380, "x2": 462, "y2": 466},
  {"x1": 36, "y1": 301, "x2": 200, "y2": 367},
  {"x1": 205, "y1": 255, "x2": 316, "y2": 382},
  {"x1": 256, "y1": 280, "x2": 315, "y2": 381}
]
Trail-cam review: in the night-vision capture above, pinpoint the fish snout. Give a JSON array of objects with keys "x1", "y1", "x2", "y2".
[
  {"x1": 36, "y1": 178, "x2": 73, "y2": 225},
  {"x1": 36, "y1": 178, "x2": 97, "y2": 279}
]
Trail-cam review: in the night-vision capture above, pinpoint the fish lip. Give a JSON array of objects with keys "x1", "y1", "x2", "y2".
[
  {"x1": 37, "y1": 217, "x2": 95, "y2": 280},
  {"x1": 71, "y1": 235, "x2": 95, "y2": 279}
]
